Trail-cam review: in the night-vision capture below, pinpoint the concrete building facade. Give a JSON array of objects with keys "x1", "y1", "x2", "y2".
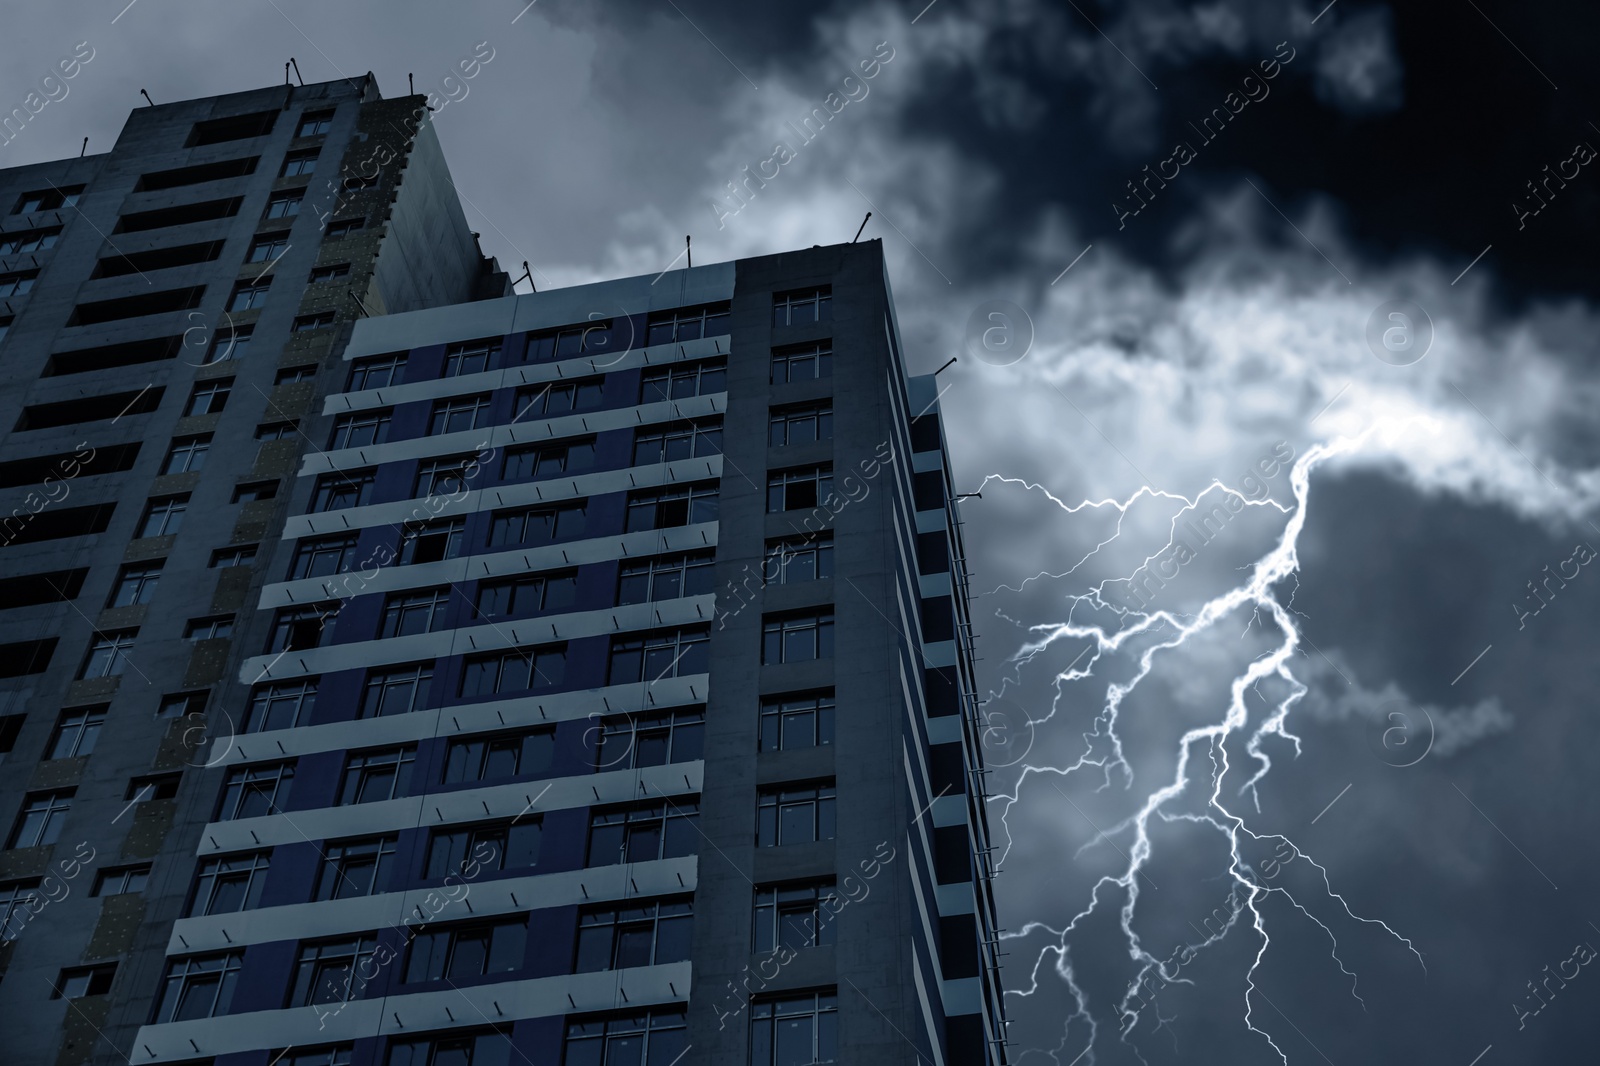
[{"x1": 0, "y1": 79, "x2": 1002, "y2": 1066}]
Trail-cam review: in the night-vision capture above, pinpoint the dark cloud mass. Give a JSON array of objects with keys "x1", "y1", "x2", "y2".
[{"x1": 3, "y1": 1, "x2": 1598, "y2": 1062}]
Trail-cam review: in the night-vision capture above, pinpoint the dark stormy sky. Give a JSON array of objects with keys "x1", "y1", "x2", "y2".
[{"x1": 5, "y1": 2, "x2": 1600, "y2": 1063}]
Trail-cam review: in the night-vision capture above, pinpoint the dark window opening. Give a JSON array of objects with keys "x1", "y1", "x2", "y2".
[
  {"x1": 16, "y1": 388, "x2": 162, "y2": 431},
  {"x1": 187, "y1": 110, "x2": 277, "y2": 146},
  {"x1": 93, "y1": 240, "x2": 225, "y2": 280},
  {"x1": 68, "y1": 286, "x2": 205, "y2": 327},
  {"x1": 0, "y1": 568, "x2": 88, "y2": 609},
  {"x1": 0, "y1": 638, "x2": 56, "y2": 678},
  {"x1": 42, "y1": 334, "x2": 184, "y2": 376},
  {"x1": 135, "y1": 156, "x2": 259, "y2": 192},
  {"x1": 115, "y1": 196, "x2": 242, "y2": 234},
  {"x1": 0, "y1": 443, "x2": 139, "y2": 488},
  {"x1": 0, "y1": 502, "x2": 115, "y2": 545}
]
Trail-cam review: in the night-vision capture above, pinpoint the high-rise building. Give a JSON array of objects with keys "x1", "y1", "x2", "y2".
[
  {"x1": 0, "y1": 76, "x2": 507, "y2": 1064},
  {"x1": 0, "y1": 81, "x2": 1002, "y2": 1066}
]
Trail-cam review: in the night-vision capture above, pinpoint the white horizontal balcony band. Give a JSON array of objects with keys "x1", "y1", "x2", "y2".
[
  {"x1": 941, "y1": 976, "x2": 984, "y2": 1017},
  {"x1": 341, "y1": 259, "x2": 734, "y2": 360},
  {"x1": 928, "y1": 794, "x2": 967, "y2": 830},
  {"x1": 206, "y1": 673, "x2": 708, "y2": 768},
  {"x1": 196, "y1": 760, "x2": 704, "y2": 856},
  {"x1": 924, "y1": 715, "x2": 962, "y2": 745},
  {"x1": 282, "y1": 453, "x2": 724, "y2": 540},
  {"x1": 167, "y1": 854, "x2": 698, "y2": 955},
  {"x1": 921, "y1": 639, "x2": 957, "y2": 667},
  {"x1": 132, "y1": 960, "x2": 692, "y2": 1064},
  {"x1": 238, "y1": 593, "x2": 715, "y2": 683},
  {"x1": 935, "y1": 882, "x2": 976, "y2": 917},
  {"x1": 917, "y1": 572, "x2": 952, "y2": 599},
  {"x1": 325, "y1": 335, "x2": 730, "y2": 415},
  {"x1": 261, "y1": 521, "x2": 719, "y2": 610},
  {"x1": 305, "y1": 390, "x2": 725, "y2": 475}
]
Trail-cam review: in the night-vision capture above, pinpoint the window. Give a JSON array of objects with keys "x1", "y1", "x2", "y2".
[
  {"x1": 92, "y1": 864, "x2": 151, "y2": 897},
  {"x1": 473, "y1": 570, "x2": 576, "y2": 621},
  {"x1": 47, "y1": 706, "x2": 105, "y2": 759},
  {"x1": 159, "y1": 432, "x2": 211, "y2": 470},
  {"x1": 263, "y1": 192, "x2": 302, "y2": 219},
  {"x1": 209, "y1": 544, "x2": 258, "y2": 568},
  {"x1": 764, "y1": 535, "x2": 833, "y2": 585},
  {"x1": 282, "y1": 1046, "x2": 354, "y2": 1066},
  {"x1": 761, "y1": 611, "x2": 834, "y2": 665},
  {"x1": 266, "y1": 603, "x2": 337, "y2": 652},
  {"x1": 444, "y1": 339, "x2": 500, "y2": 377},
  {"x1": 9, "y1": 790, "x2": 73, "y2": 848},
  {"x1": 360, "y1": 663, "x2": 432, "y2": 718},
  {"x1": 291, "y1": 934, "x2": 378, "y2": 1007},
  {"x1": 274, "y1": 365, "x2": 315, "y2": 386},
  {"x1": 575, "y1": 898, "x2": 692, "y2": 973},
  {"x1": 632, "y1": 419, "x2": 722, "y2": 465},
  {"x1": 52, "y1": 964, "x2": 116, "y2": 999},
  {"x1": 381, "y1": 587, "x2": 450, "y2": 638},
  {"x1": 403, "y1": 917, "x2": 527, "y2": 983},
  {"x1": 525, "y1": 320, "x2": 616, "y2": 362},
  {"x1": 281, "y1": 149, "x2": 319, "y2": 176},
  {"x1": 290, "y1": 533, "x2": 358, "y2": 579},
  {"x1": 185, "y1": 378, "x2": 232, "y2": 416},
  {"x1": 645, "y1": 302, "x2": 730, "y2": 345},
  {"x1": 771, "y1": 341, "x2": 833, "y2": 384},
  {"x1": 0, "y1": 315, "x2": 11, "y2": 344},
  {"x1": 217, "y1": 762, "x2": 295, "y2": 821},
  {"x1": 757, "y1": 783, "x2": 836, "y2": 846},
  {"x1": 772, "y1": 287, "x2": 832, "y2": 327},
  {"x1": 414, "y1": 455, "x2": 475, "y2": 498},
  {"x1": 79, "y1": 630, "x2": 138, "y2": 678},
  {"x1": 607, "y1": 628, "x2": 709, "y2": 685},
  {"x1": 246, "y1": 236, "x2": 289, "y2": 263},
  {"x1": 0, "y1": 227, "x2": 60, "y2": 254},
  {"x1": 245, "y1": 680, "x2": 318, "y2": 732},
  {"x1": 190, "y1": 845, "x2": 272, "y2": 915},
  {"x1": 349, "y1": 353, "x2": 405, "y2": 390},
  {"x1": 138, "y1": 495, "x2": 188, "y2": 537},
  {"x1": 399, "y1": 518, "x2": 465, "y2": 564},
  {"x1": 232, "y1": 480, "x2": 279, "y2": 503},
  {"x1": 205, "y1": 325, "x2": 251, "y2": 363},
  {"x1": 769, "y1": 402, "x2": 833, "y2": 447},
  {"x1": 760, "y1": 692, "x2": 835, "y2": 752},
  {"x1": 329, "y1": 409, "x2": 391, "y2": 449},
  {"x1": 153, "y1": 952, "x2": 243, "y2": 1023},
  {"x1": 13, "y1": 186, "x2": 81, "y2": 213},
  {"x1": 157, "y1": 691, "x2": 207, "y2": 719},
  {"x1": 564, "y1": 1010, "x2": 687, "y2": 1065},
  {"x1": 312, "y1": 469, "x2": 375, "y2": 511},
  {"x1": 458, "y1": 645, "x2": 567, "y2": 698},
  {"x1": 311, "y1": 262, "x2": 351, "y2": 282},
  {"x1": 297, "y1": 110, "x2": 335, "y2": 137},
  {"x1": 640, "y1": 358, "x2": 726, "y2": 404},
  {"x1": 593, "y1": 709, "x2": 704, "y2": 771},
  {"x1": 617, "y1": 552, "x2": 714, "y2": 606},
  {"x1": 126, "y1": 772, "x2": 181, "y2": 802},
  {"x1": 514, "y1": 378, "x2": 603, "y2": 419},
  {"x1": 325, "y1": 217, "x2": 364, "y2": 239},
  {"x1": 228, "y1": 281, "x2": 271, "y2": 311},
  {"x1": 754, "y1": 882, "x2": 838, "y2": 953},
  {"x1": 750, "y1": 992, "x2": 838, "y2": 1065},
  {"x1": 293, "y1": 311, "x2": 335, "y2": 332},
  {"x1": 338, "y1": 746, "x2": 416, "y2": 805},
  {"x1": 424, "y1": 820, "x2": 542, "y2": 879},
  {"x1": 0, "y1": 717, "x2": 20, "y2": 762},
  {"x1": 500, "y1": 437, "x2": 596, "y2": 482},
  {"x1": 0, "y1": 881, "x2": 38, "y2": 941},
  {"x1": 429, "y1": 394, "x2": 493, "y2": 435},
  {"x1": 255, "y1": 421, "x2": 297, "y2": 441},
  {"x1": 586, "y1": 801, "x2": 699, "y2": 867},
  {"x1": 624, "y1": 483, "x2": 718, "y2": 532},
  {"x1": 443, "y1": 730, "x2": 554, "y2": 785},
  {"x1": 109, "y1": 561, "x2": 163, "y2": 607},
  {"x1": 0, "y1": 271, "x2": 39, "y2": 297},
  {"x1": 486, "y1": 502, "x2": 585, "y2": 549},
  {"x1": 315, "y1": 836, "x2": 397, "y2": 901},
  {"x1": 767, "y1": 466, "x2": 832, "y2": 512}
]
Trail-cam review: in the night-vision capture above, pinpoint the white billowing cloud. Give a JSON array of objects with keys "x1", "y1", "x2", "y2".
[
  {"x1": 1292, "y1": 650, "x2": 1514, "y2": 759},
  {"x1": 1313, "y1": 7, "x2": 1405, "y2": 114}
]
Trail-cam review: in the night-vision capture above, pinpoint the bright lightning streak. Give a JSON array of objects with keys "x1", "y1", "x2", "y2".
[{"x1": 987, "y1": 418, "x2": 1435, "y2": 1064}]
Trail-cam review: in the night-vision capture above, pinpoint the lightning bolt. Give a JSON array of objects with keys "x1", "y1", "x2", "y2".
[{"x1": 987, "y1": 418, "x2": 1435, "y2": 1064}]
